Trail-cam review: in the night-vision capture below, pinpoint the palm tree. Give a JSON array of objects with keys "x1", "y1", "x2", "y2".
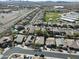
[
  {"x1": 25, "y1": 27, "x2": 30, "y2": 39},
  {"x1": 43, "y1": 30, "x2": 49, "y2": 49},
  {"x1": 11, "y1": 34, "x2": 17, "y2": 47},
  {"x1": 32, "y1": 34, "x2": 37, "y2": 49}
]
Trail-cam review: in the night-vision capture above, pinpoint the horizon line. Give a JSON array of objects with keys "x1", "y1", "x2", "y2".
[{"x1": 0, "y1": 0, "x2": 79, "y2": 2}]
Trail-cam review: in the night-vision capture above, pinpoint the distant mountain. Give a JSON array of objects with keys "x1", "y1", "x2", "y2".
[
  {"x1": 0, "y1": 1, "x2": 39, "y2": 7},
  {"x1": 56, "y1": 1, "x2": 70, "y2": 3},
  {"x1": 0, "y1": 1, "x2": 79, "y2": 9}
]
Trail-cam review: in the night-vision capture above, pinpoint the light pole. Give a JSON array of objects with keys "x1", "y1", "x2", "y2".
[{"x1": 19, "y1": 0, "x2": 21, "y2": 16}]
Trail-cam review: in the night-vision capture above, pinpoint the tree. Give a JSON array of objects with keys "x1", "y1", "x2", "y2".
[
  {"x1": 34, "y1": 29, "x2": 43, "y2": 36},
  {"x1": 43, "y1": 30, "x2": 49, "y2": 45}
]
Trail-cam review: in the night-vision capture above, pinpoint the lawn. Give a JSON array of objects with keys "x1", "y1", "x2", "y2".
[{"x1": 45, "y1": 12, "x2": 61, "y2": 23}]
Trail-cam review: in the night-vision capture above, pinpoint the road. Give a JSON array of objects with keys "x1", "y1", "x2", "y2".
[
  {"x1": 30, "y1": 9, "x2": 42, "y2": 24},
  {"x1": 1, "y1": 47, "x2": 79, "y2": 59}
]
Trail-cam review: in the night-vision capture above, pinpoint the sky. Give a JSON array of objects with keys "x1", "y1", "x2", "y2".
[
  {"x1": 0, "y1": 0, "x2": 79, "y2": 2},
  {"x1": 29, "y1": 0, "x2": 79, "y2": 2}
]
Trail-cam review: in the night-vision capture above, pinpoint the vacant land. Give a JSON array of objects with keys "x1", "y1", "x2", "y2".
[
  {"x1": 0, "y1": 8, "x2": 30, "y2": 25},
  {"x1": 0, "y1": 8, "x2": 32, "y2": 33},
  {"x1": 45, "y1": 11, "x2": 61, "y2": 23}
]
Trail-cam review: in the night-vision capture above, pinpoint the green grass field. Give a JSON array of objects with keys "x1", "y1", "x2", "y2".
[{"x1": 45, "y1": 12, "x2": 61, "y2": 23}]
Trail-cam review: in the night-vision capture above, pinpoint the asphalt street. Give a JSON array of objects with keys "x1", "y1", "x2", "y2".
[{"x1": 1, "y1": 47, "x2": 79, "y2": 59}]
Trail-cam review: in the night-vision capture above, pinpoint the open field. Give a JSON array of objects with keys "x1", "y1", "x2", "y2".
[
  {"x1": 0, "y1": 8, "x2": 30, "y2": 25},
  {"x1": 0, "y1": 8, "x2": 35, "y2": 33},
  {"x1": 45, "y1": 11, "x2": 61, "y2": 23}
]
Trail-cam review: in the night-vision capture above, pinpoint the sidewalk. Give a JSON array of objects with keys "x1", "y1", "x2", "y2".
[{"x1": 15, "y1": 45, "x2": 34, "y2": 50}]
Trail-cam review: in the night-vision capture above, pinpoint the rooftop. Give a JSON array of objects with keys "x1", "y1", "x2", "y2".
[
  {"x1": 0, "y1": 36, "x2": 12, "y2": 44},
  {"x1": 61, "y1": 11, "x2": 79, "y2": 22},
  {"x1": 14, "y1": 35, "x2": 25, "y2": 43}
]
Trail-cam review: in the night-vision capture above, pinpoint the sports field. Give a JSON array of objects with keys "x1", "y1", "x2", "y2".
[{"x1": 45, "y1": 11, "x2": 61, "y2": 23}]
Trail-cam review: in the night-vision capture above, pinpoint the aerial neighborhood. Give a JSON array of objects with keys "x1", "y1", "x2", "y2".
[{"x1": 0, "y1": 1, "x2": 79, "y2": 59}]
